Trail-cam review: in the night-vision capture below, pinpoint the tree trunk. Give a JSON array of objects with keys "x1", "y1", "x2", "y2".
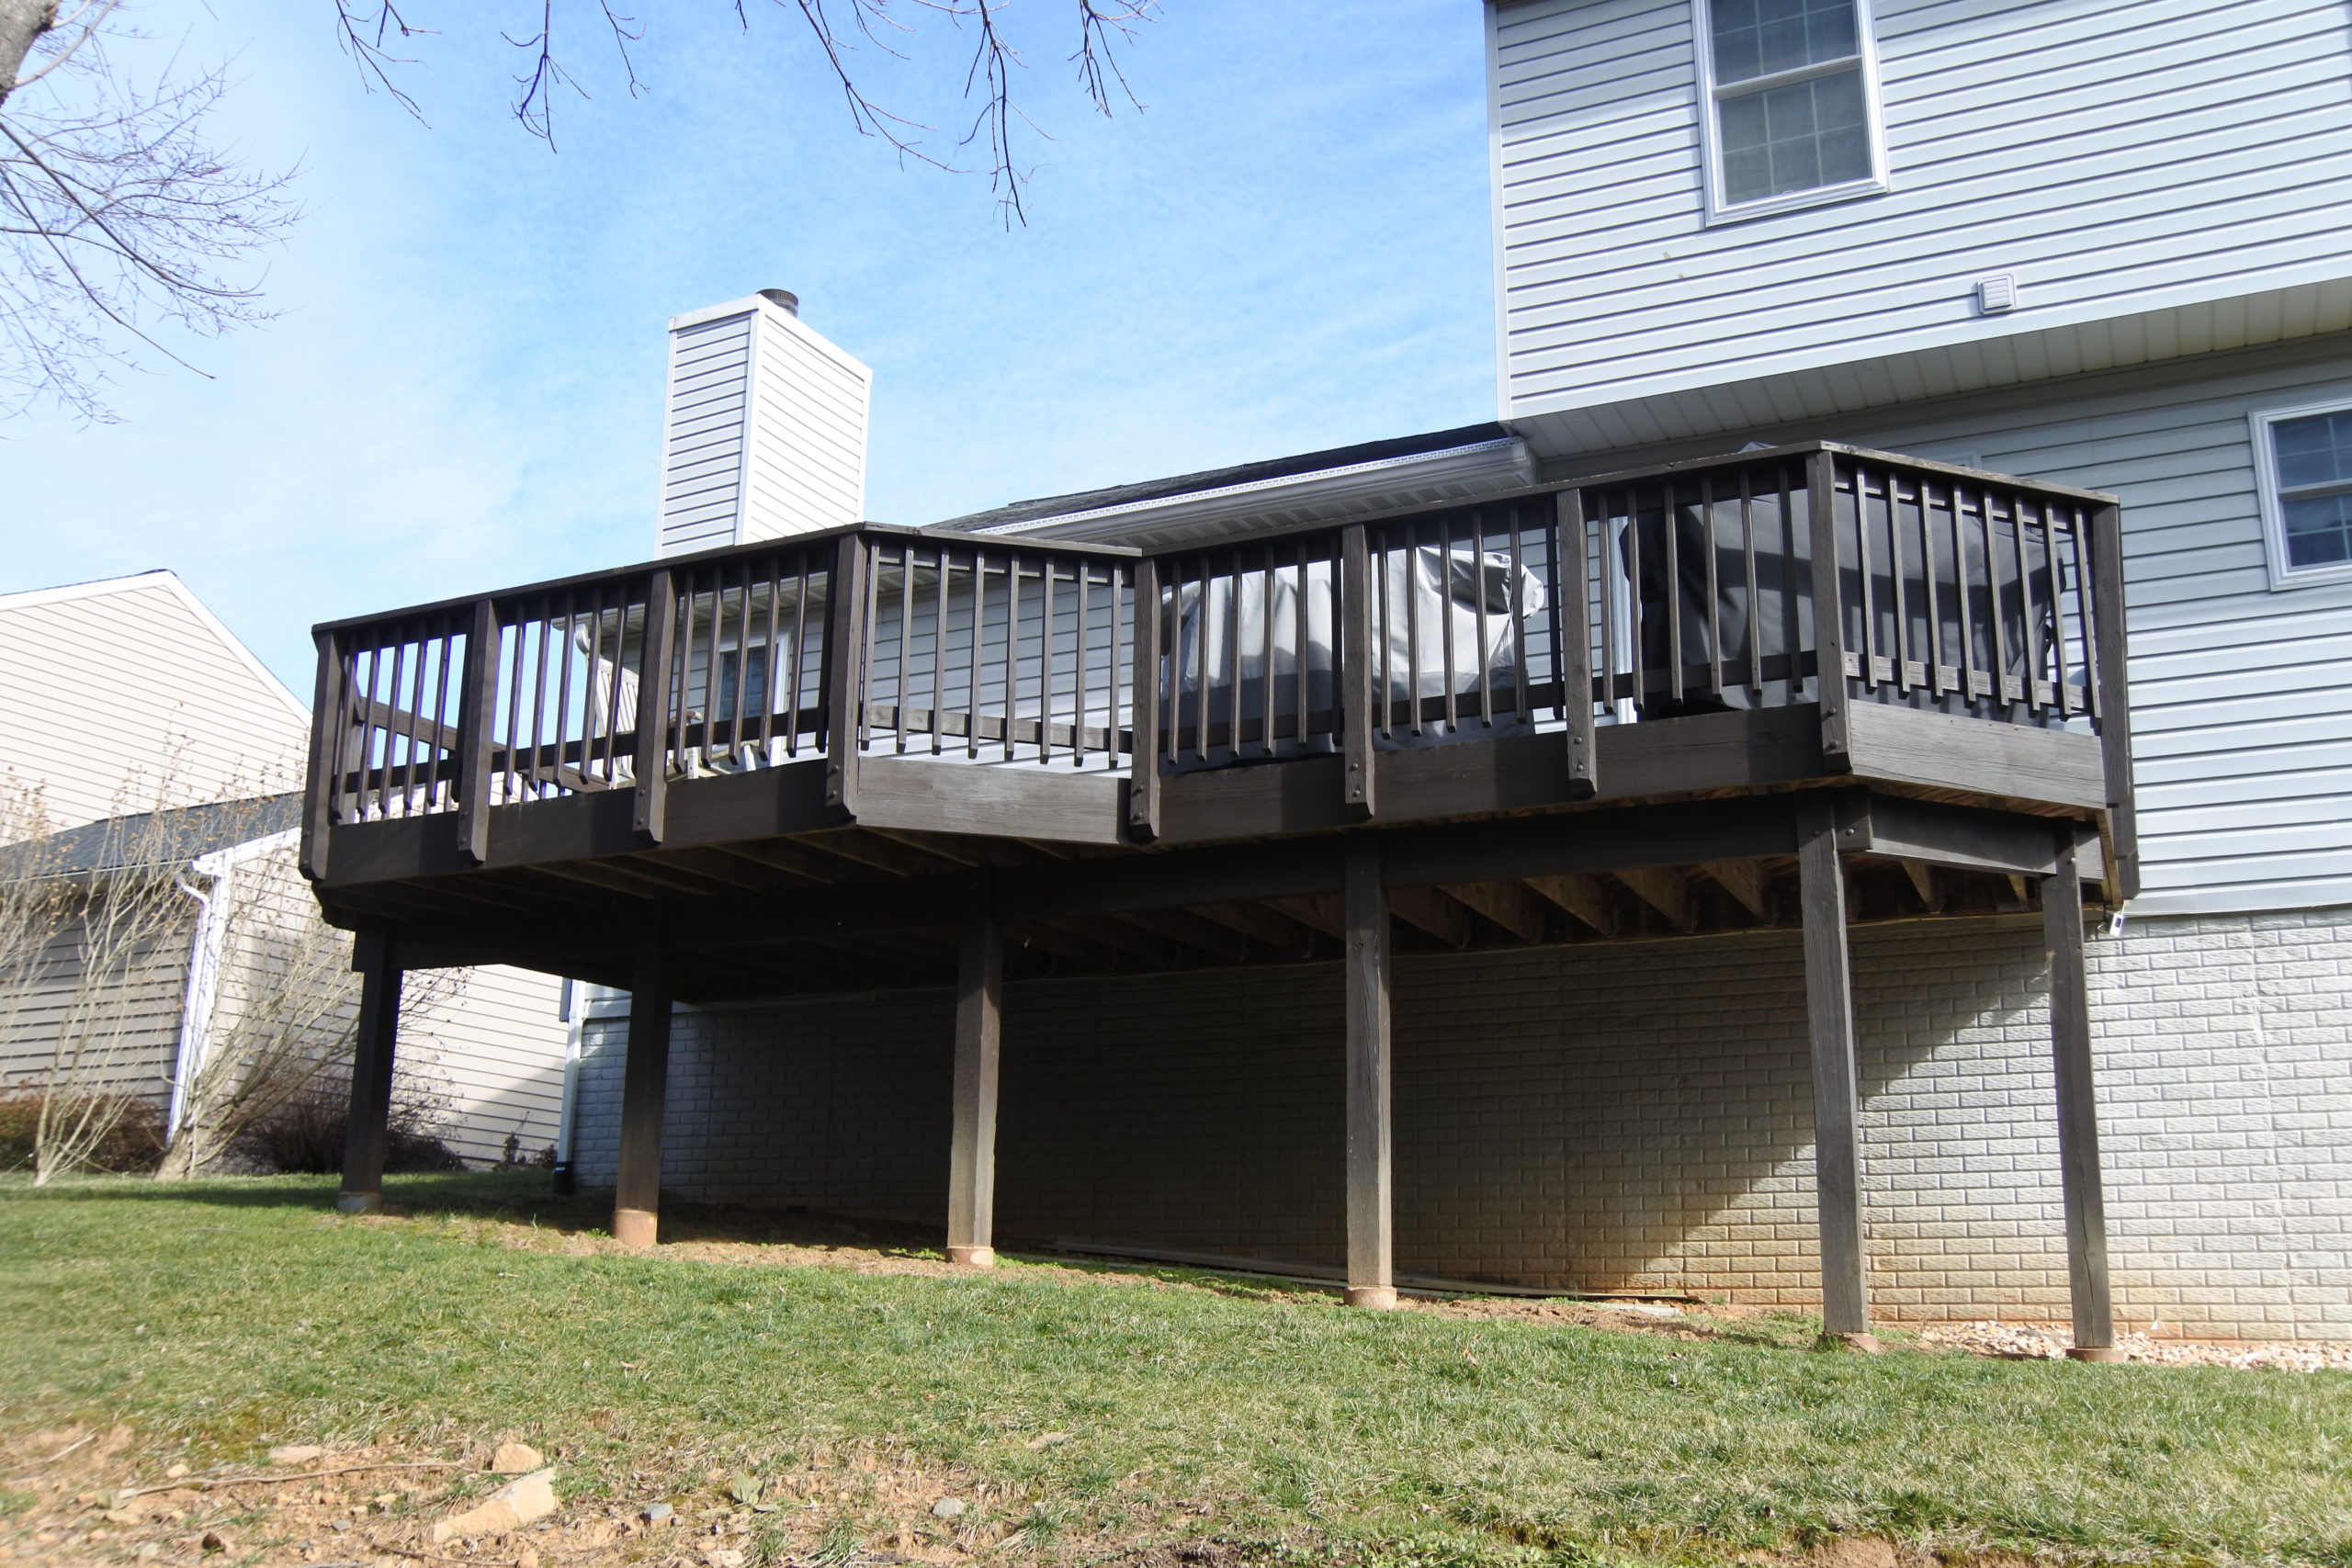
[{"x1": 0, "y1": 1, "x2": 58, "y2": 110}]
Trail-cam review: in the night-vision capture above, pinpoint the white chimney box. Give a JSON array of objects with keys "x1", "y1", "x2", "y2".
[{"x1": 657, "y1": 291, "x2": 872, "y2": 556}]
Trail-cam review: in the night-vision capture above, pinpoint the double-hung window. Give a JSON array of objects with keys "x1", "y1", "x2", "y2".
[
  {"x1": 1697, "y1": 0, "x2": 1887, "y2": 221},
  {"x1": 2253, "y1": 402, "x2": 2352, "y2": 586}
]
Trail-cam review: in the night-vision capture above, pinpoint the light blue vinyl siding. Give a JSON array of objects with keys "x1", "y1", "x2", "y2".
[
  {"x1": 1490, "y1": 0, "x2": 2352, "y2": 423},
  {"x1": 1533, "y1": 335, "x2": 2352, "y2": 915}
]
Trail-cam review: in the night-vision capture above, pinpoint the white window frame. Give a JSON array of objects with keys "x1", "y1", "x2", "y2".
[
  {"x1": 1692, "y1": 0, "x2": 1891, "y2": 226},
  {"x1": 2250, "y1": 399, "x2": 2352, "y2": 590}
]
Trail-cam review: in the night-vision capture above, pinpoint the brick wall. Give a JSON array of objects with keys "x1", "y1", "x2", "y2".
[{"x1": 573, "y1": 905, "x2": 2352, "y2": 1340}]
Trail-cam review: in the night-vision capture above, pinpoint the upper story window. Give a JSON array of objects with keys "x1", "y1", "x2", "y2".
[
  {"x1": 1696, "y1": 0, "x2": 1888, "y2": 223},
  {"x1": 2253, "y1": 402, "x2": 2352, "y2": 587}
]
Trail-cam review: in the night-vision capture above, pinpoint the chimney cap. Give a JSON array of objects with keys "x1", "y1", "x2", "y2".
[{"x1": 758, "y1": 288, "x2": 800, "y2": 317}]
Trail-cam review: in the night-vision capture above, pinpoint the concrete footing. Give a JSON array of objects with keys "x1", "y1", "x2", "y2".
[
  {"x1": 946, "y1": 1245, "x2": 997, "y2": 1269},
  {"x1": 1344, "y1": 1285, "x2": 1399, "y2": 1311},
  {"x1": 335, "y1": 1191, "x2": 382, "y2": 1215},
  {"x1": 2066, "y1": 1345, "x2": 2125, "y2": 1362},
  {"x1": 612, "y1": 1207, "x2": 659, "y2": 1248}
]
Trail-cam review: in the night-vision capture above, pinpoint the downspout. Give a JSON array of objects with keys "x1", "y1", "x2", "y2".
[
  {"x1": 552, "y1": 976, "x2": 582, "y2": 1195},
  {"x1": 168, "y1": 862, "x2": 234, "y2": 1138}
]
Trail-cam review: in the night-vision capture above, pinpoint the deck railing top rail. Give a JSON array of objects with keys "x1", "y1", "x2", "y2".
[{"x1": 300, "y1": 443, "x2": 2135, "y2": 891}]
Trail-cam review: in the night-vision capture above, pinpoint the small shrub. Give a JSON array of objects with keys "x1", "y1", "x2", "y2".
[
  {"x1": 231, "y1": 1076, "x2": 464, "y2": 1175},
  {"x1": 0, "y1": 1088, "x2": 168, "y2": 1175}
]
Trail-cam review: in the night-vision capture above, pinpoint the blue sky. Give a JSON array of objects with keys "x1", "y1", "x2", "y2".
[{"x1": 3, "y1": 0, "x2": 1498, "y2": 690}]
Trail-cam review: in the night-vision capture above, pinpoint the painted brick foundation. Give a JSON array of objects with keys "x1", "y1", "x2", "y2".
[{"x1": 573, "y1": 906, "x2": 2352, "y2": 1340}]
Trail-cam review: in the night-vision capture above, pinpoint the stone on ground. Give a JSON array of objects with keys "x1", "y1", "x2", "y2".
[
  {"x1": 488, "y1": 1440, "x2": 546, "y2": 1473},
  {"x1": 266, "y1": 1445, "x2": 324, "y2": 1466},
  {"x1": 428, "y1": 1469, "x2": 559, "y2": 1544}
]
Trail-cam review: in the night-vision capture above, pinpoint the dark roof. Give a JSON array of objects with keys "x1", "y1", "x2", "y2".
[
  {"x1": 926, "y1": 423, "x2": 1513, "y2": 533},
  {"x1": 0, "y1": 794, "x2": 300, "y2": 881}
]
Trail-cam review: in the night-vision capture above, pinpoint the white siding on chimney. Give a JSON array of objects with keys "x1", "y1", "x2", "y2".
[
  {"x1": 658, "y1": 296, "x2": 871, "y2": 556},
  {"x1": 1488, "y1": 0, "x2": 2352, "y2": 428}
]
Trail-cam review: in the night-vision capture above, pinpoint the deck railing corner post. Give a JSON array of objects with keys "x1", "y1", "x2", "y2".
[
  {"x1": 454, "y1": 596, "x2": 500, "y2": 864},
  {"x1": 1558, "y1": 489, "x2": 1599, "y2": 800},
  {"x1": 823, "y1": 532, "x2": 869, "y2": 824},
  {"x1": 632, "y1": 569, "x2": 679, "y2": 845},
  {"x1": 1340, "y1": 524, "x2": 1377, "y2": 819},
  {"x1": 1806, "y1": 448, "x2": 1854, "y2": 773},
  {"x1": 2087, "y1": 499, "x2": 2138, "y2": 902},
  {"x1": 301, "y1": 625, "x2": 344, "y2": 883},
  {"x1": 1126, "y1": 556, "x2": 1162, "y2": 843}
]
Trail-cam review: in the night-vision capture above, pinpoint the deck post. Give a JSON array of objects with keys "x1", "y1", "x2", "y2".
[
  {"x1": 632, "y1": 570, "x2": 678, "y2": 845},
  {"x1": 1557, "y1": 489, "x2": 1598, "y2": 799},
  {"x1": 1797, "y1": 798, "x2": 1870, "y2": 1340},
  {"x1": 337, "y1": 923, "x2": 401, "y2": 1215},
  {"x1": 946, "y1": 908, "x2": 1004, "y2": 1267},
  {"x1": 2044, "y1": 829, "x2": 2120, "y2": 1360},
  {"x1": 1805, "y1": 449, "x2": 1852, "y2": 770},
  {"x1": 1127, "y1": 557, "x2": 1162, "y2": 843},
  {"x1": 1343, "y1": 838, "x2": 1396, "y2": 1309},
  {"x1": 612, "y1": 922, "x2": 673, "y2": 1248}
]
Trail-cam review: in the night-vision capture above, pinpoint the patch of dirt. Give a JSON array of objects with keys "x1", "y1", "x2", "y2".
[
  {"x1": 0, "y1": 1427, "x2": 1165, "y2": 1568},
  {"x1": 1914, "y1": 1320, "x2": 2352, "y2": 1371}
]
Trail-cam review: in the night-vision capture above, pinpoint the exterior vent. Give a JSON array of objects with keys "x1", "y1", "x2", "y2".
[
  {"x1": 1976, "y1": 274, "x2": 2018, "y2": 315},
  {"x1": 657, "y1": 293, "x2": 872, "y2": 556}
]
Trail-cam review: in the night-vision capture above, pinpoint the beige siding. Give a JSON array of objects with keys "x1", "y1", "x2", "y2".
[
  {"x1": 402, "y1": 964, "x2": 569, "y2": 1166},
  {"x1": 0, "y1": 893, "x2": 192, "y2": 1101},
  {"x1": 0, "y1": 576, "x2": 309, "y2": 833}
]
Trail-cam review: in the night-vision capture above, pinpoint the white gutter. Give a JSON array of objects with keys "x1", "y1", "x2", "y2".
[
  {"x1": 971, "y1": 436, "x2": 1533, "y2": 540},
  {"x1": 167, "y1": 829, "x2": 300, "y2": 1136}
]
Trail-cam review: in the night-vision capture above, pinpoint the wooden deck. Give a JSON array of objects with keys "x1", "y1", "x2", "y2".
[{"x1": 305, "y1": 441, "x2": 2133, "y2": 1353}]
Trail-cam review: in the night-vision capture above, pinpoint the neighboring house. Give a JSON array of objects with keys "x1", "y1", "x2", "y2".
[
  {"x1": 309, "y1": 0, "x2": 2347, "y2": 1347},
  {"x1": 0, "y1": 572, "x2": 572, "y2": 1167}
]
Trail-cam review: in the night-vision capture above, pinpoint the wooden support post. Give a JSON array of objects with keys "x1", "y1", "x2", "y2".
[
  {"x1": 632, "y1": 570, "x2": 678, "y2": 845},
  {"x1": 1805, "y1": 450, "x2": 1852, "y2": 770},
  {"x1": 1127, "y1": 557, "x2": 1162, "y2": 843},
  {"x1": 2044, "y1": 830, "x2": 2120, "y2": 1360},
  {"x1": 454, "y1": 596, "x2": 500, "y2": 864},
  {"x1": 337, "y1": 923, "x2": 401, "y2": 1214},
  {"x1": 946, "y1": 909, "x2": 1004, "y2": 1268},
  {"x1": 612, "y1": 925, "x2": 673, "y2": 1248},
  {"x1": 1343, "y1": 839, "x2": 1396, "y2": 1309},
  {"x1": 1340, "y1": 525, "x2": 1377, "y2": 819},
  {"x1": 1798, "y1": 799, "x2": 1871, "y2": 1342},
  {"x1": 1558, "y1": 490, "x2": 1598, "y2": 799}
]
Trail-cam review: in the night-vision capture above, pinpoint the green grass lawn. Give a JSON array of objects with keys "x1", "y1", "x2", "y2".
[{"x1": 2, "y1": 1173, "x2": 2348, "y2": 1568}]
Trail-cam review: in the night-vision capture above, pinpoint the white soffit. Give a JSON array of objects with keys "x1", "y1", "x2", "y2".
[
  {"x1": 976, "y1": 437, "x2": 1538, "y2": 547},
  {"x1": 1510, "y1": 276, "x2": 2352, "y2": 460}
]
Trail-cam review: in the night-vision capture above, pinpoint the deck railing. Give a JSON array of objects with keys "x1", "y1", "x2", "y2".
[{"x1": 301, "y1": 443, "x2": 2128, "y2": 872}]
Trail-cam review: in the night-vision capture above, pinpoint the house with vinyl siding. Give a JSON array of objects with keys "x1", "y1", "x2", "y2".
[
  {"x1": 311, "y1": 0, "x2": 2347, "y2": 1343},
  {"x1": 0, "y1": 571, "x2": 574, "y2": 1168}
]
